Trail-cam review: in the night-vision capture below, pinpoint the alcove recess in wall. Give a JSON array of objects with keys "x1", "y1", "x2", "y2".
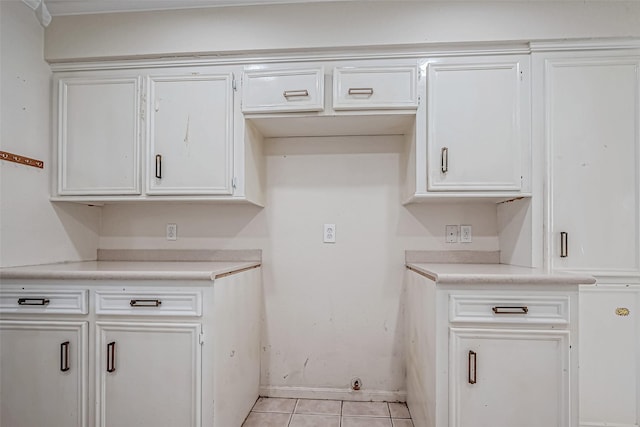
[{"x1": 243, "y1": 112, "x2": 534, "y2": 269}]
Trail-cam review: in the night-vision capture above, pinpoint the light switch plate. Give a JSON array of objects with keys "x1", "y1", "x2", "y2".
[{"x1": 166, "y1": 223, "x2": 177, "y2": 241}]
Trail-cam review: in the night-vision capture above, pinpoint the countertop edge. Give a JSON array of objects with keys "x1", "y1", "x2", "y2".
[
  {"x1": 0, "y1": 261, "x2": 261, "y2": 281},
  {"x1": 406, "y1": 263, "x2": 597, "y2": 285}
]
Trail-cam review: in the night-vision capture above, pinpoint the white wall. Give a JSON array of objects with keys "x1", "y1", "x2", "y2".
[
  {"x1": 99, "y1": 136, "x2": 498, "y2": 396},
  {"x1": 44, "y1": 1, "x2": 640, "y2": 61},
  {"x1": 0, "y1": 1, "x2": 100, "y2": 267}
]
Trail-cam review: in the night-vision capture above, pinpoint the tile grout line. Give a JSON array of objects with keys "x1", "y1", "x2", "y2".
[{"x1": 287, "y1": 398, "x2": 299, "y2": 426}]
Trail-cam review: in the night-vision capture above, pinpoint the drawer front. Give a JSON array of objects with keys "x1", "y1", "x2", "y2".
[
  {"x1": 95, "y1": 290, "x2": 202, "y2": 317},
  {"x1": 242, "y1": 67, "x2": 324, "y2": 113},
  {"x1": 449, "y1": 294, "x2": 570, "y2": 325},
  {"x1": 0, "y1": 290, "x2": 88, "y2": 314},
  {"x1": 333, "y1": 66, "x2": 418, "y2": 110}
]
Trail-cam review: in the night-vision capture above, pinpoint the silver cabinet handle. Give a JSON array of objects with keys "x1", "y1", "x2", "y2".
[
  {"x1": 283, "y1": 90, "x2": 309, "y2": 98},
  {"x1": 17, "y1": 298, "x2": 50, "y2": 306},
  {"x1": 60, "y1": 341, "x2": 70, "y2": 372},
  {"x1": 107, "y1": 341, "x2": 116, "y2": 373},
  {"x1": 468, "y1": 350, "x2": 477, "y2": 384},
  {"x1": 560, "y1": 232, "x2": 568, "y2": 258},
  {"x1": 492, "y1": 306, "x2": 529, "y2": 314},
  {"x1": 155, "y1": 154, "x2": 162, "y2": 179},
  {"x1": 441, "y1": 147, "x2": 449, "y2": 173},
  {"x1": 130, "y1": 299, "x2": 162, "y2": 307},
  {"x1": 348, "y1": 87, "x2": 374, "y2": 95}
]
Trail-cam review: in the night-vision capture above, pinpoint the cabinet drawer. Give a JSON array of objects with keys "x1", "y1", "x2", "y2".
[
  {"x1": 449, "y1": 294, "x2": 569, "y2": 325},
  {"x1": 95, "y1": 291, "x2": 202, "y2": 317},
  {"x1": 0, "y1": 290, "x2": 88, "y2": 314},
  {"x1": 333, "y1": 66, "x2": 418, "y2": 110},
  {"x1": 242, "y1": 67, "x2": 324, "y2": 113}
]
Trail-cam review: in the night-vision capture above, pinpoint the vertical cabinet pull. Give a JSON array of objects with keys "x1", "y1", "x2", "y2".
[
  {"x1": 155, "y1": 154, "x2": 162, "y2": 179},
  {"x1": 107, "y1": 341, "x2": 116, "y2": 373},
  {"x1": 60, "y1": 341, "x2": 70, "y2": 372},
  {"x1": 468, "y1": 350, "x2": 477, "y2": 384},
  {"x1": 560, "y1": 232, "x2": 568, "y2": 258},
  {"x1": 441, "y1": 147, "x2": 449, "y2": 173}
]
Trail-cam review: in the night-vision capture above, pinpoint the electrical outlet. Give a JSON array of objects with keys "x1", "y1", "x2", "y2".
[
  {"x1": 446, "y1": 225, "x2": 458, "y2": 243},
  {"x1": 166, "y1": 223, "x2": 177, "y2": 241},
  {"x1": 460, "y1": 225, "x2": 472, "y2": 243},
  {"x1": 323, "y1": 224, "x2": 336, "y2": 243}
]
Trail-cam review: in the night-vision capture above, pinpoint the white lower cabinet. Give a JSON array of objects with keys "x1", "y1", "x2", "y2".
[
  {"x1": 405, "y1": 269, "x2": 578, "y2": 427},
  {"x1": 0, "y1": 321, "x2": 88, "y2": 427},
  {"x1": 96, "y1": 322, "x2": 202, "y2": 427},
  {"x1": 0, "y1": 265, "x2": 261, "y2": 427},
  {"x1": 579, "y1": 285, "x2": 640, "y2": 427},
  {"x1": 450, "y1": 328, "x2": 570, "y2": 427}
]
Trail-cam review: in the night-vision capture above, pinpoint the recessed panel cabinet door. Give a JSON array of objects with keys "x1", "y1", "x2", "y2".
[
  {"x1": 96, "y1": 322, "x2": 201, "y2": 427},
  {"x1": 147, "y1": 74, "x2": 234, "y2": 195},
  {"x1": 449, "y1": 328, "x2": 570, "y2": 427},
  {"x1": 0, "y1": 321, "x2": 88, "y2": 427},
  {"x1": 579, "y1": 286, "x2": 639, "y2": 426},
  {"x1": 58, "y1": 77, "x2": 141, "y2": 195},
  {"x1": 547, "y1": 57, "x2": 640, "y2": 274},
  {"x1": 427, "y1": 56, "x2": 529, "y2": 191}
]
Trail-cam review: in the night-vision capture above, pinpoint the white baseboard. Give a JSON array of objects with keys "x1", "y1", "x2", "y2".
[
  {"x1": 259, "y1": 385, "x2": 407, "y2": 402},
  {"x1": 580, "y1": 422, "x2": 639, "y2": 427}
]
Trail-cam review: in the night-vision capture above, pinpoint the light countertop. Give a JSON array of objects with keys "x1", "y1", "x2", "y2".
[
  {"x1": 0, "y1": 261, "x2": 261, "y2": 281},
  {"x1": 406, "y1": 263, "x2": 596, "y2": 285}
]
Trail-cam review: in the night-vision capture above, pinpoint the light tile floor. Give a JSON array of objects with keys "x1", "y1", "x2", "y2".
[{"x1": 242, "y1": 397, "x2": 413, "y2": 427}]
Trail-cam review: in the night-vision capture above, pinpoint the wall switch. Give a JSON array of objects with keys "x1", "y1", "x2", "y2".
[
  {"x1": 166, "y1": 223, "x2": 177, "y2": 241},
  {"x1": 446, "y1": 225, "x2": 458, "y2": 243},
  {"x1": 460, "y1": 225, "x2": 472, "y2": 243},
  {"x1": 323, "y1": 224, "x2": 336, "y2": 243}
]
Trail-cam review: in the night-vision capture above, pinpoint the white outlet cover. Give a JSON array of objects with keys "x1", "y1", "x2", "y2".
[
  {"x1": 445, "y1": 225, "x2": 458, "y2": 243},
  {"x1": 460, "y1": 225, "x2": 472, "y2": 243},
  {"x1": 324, "y1": 224, "x2": 336, "y2": 243}
]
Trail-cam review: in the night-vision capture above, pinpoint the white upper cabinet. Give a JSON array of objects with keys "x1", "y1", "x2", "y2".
[
  {"x1": 545, "y1": 54, "x2": 640, "y2": 276},
  {"x1": 58, "y1": 76, "x2": 141, "y2": 195},
  {"x1": 241, "y1": 67, "x2": 324, "y2": 113},
  {"x1": 332, "y1": 66, "x2": 418, "y2": 110},
  {"x1": 147, "y1": 74, "x2": 234, "y2": 195},
  {"x1": 52, "y1": 66, "x2": 263, "y2": 204},
  {"x1": 426, "y1": 55, "x2": 530, "y2": 192}
]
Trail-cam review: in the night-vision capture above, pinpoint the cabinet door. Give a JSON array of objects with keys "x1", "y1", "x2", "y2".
[
  {"x1": 58, "y1": 76, "x2": 141, "y2": 195},
  {"x1": 449, "y1": 328, "x2": 570, "y2": 427},
  {"x1": 579, "y1": 285, "x2": 639, "y2": 426},
  {"x1": 427, "y1": 56, "x2": 529, "y2": 191},
  {"x1": 147, "y1": 74, "x2": 234, "y2": 195},
  {"x1": 96, "y1": 322, "x2": 202, "y2": 427},
  {"x1": 0, "y1": 321, "x2": 88, "y2": 427},
  {"x1": 547, "y1": 56, "x2": 640, "y2": 275}
]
